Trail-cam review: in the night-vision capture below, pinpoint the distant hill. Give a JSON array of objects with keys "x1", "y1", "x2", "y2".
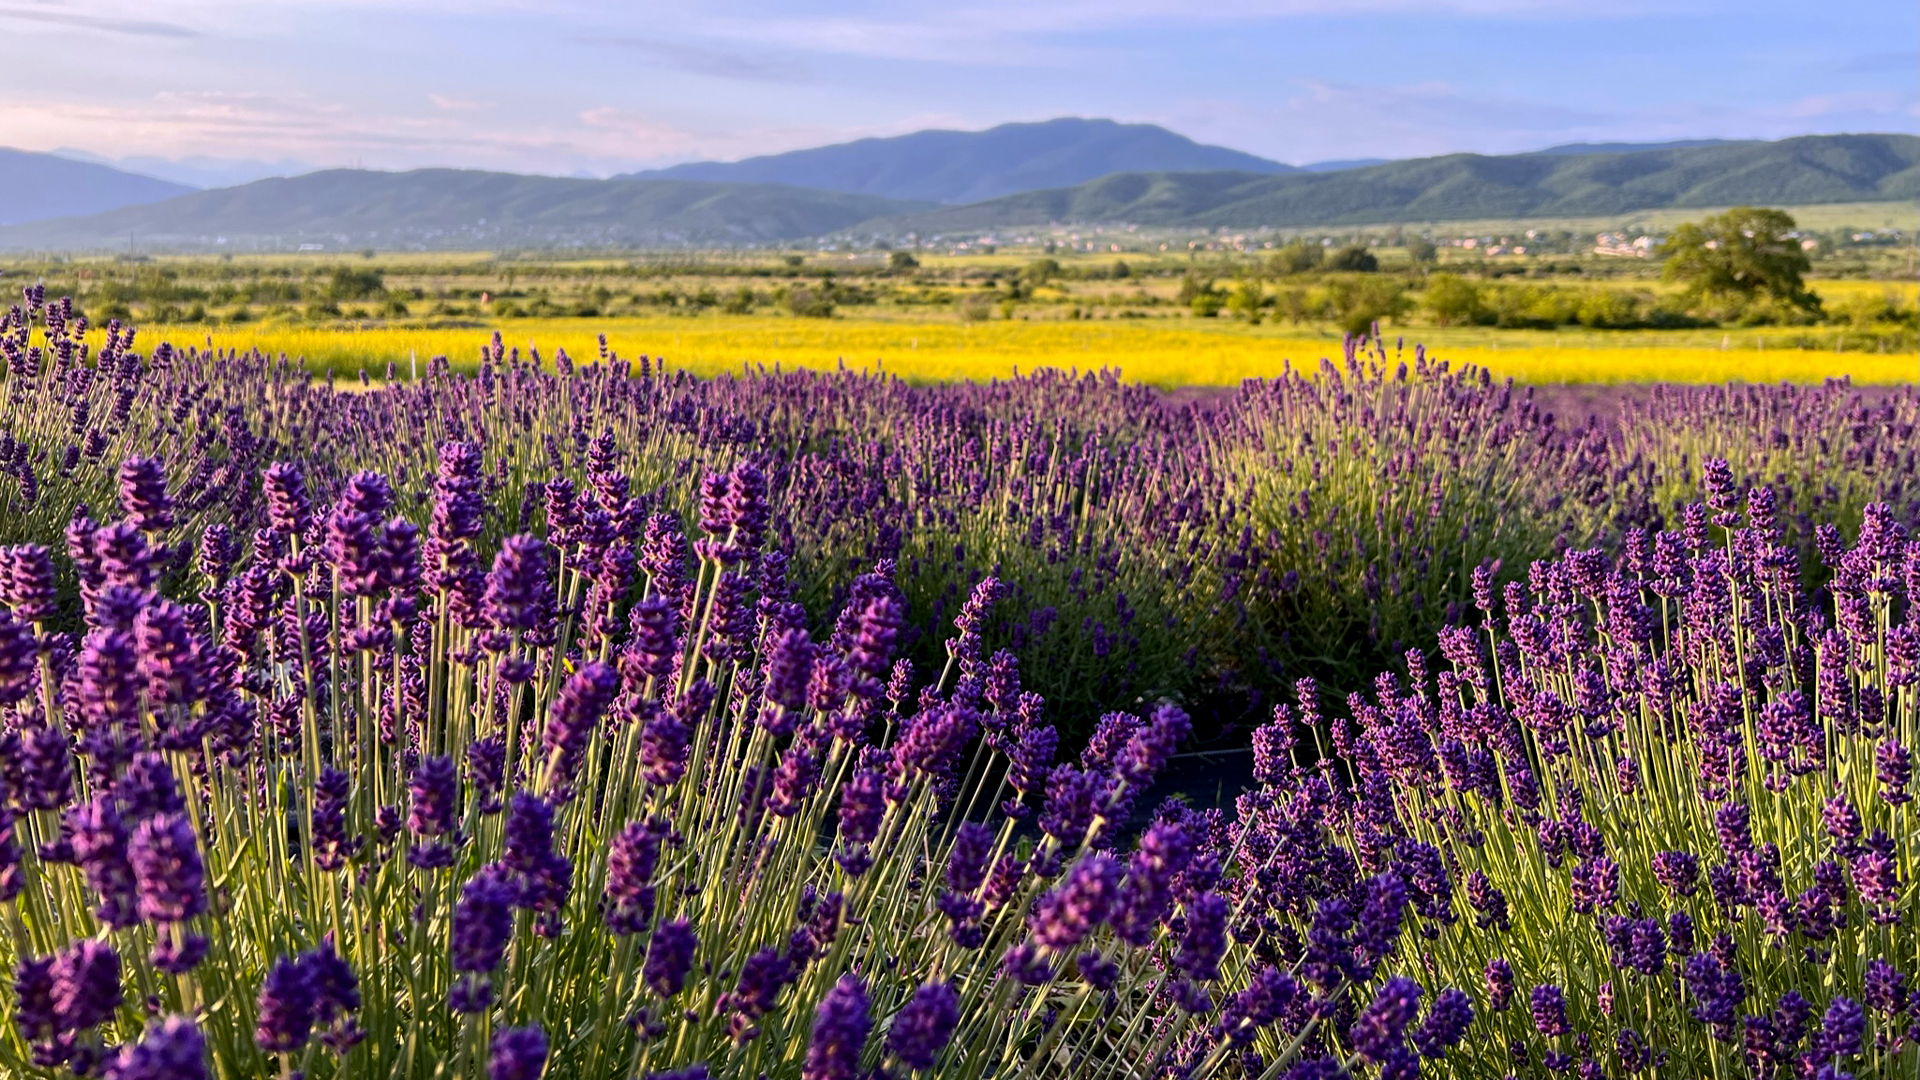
[
  {"x1": 875, "y1": 134, "x2": 1920, "y2": 233},
  {"x1": 0, "y1": 169, "x2": 930, "y2": 252},
  {"x1": 0, "y1": 149, "x2": 195, "y2": 226},
  {"x1": 620, "y1": 118, "x2": 1294, "y2": 204},
  {"x1": 1536, "y1": 138, "x2": 1748, "y2": 155}
]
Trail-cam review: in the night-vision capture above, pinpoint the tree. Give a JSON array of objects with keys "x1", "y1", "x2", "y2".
[
  {"x1": 1423, "y1": 274, "x2": 1483, "y2": 327},
  {"x1": 1659, "y1": 207, "x2": 1818, "y2": 311},
  {"x1": 1324, "y1": 277, "x2": 1408, "y2": 335},
  {"x1": 1326, "y1": 245, "x2": 1378, "y2": 273},
  {"x1": 1407, "y1": 239, "x2": 1439, "y2": 266},
  {"x1": 1225, "y1": 278, "x2": 1266, "y2": 322},
  {"x1": 888, "y1": 251, "x2": 919, "y2": 272},
  {"x1": 1269, "y1": 241, "x2": 1322, "y2": 275},
  {"x1": 1024, "y1": 258, "x2": 1061, "y2": 287}
]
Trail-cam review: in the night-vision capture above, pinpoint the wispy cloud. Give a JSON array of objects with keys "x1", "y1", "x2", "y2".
[
  {"x1": 581, "y1": 37, "x2": 812, "y2": 83},
  {"x1": 0, "y1": 4, "x2": 199, "y2": 37}
]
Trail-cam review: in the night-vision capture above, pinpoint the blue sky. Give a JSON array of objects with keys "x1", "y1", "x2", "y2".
[{"x1": 0, "y1": 0, "x2": 1913, "y2": 185}]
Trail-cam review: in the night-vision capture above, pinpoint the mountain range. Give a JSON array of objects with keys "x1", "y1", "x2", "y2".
[
  {"x1": 618, "y1": 118, "x2": 1293, "y2": 203},
  {"x1": 881, "y1": 134, "x2": 1920, "y2": 233},
  {"x1": 0, "y1": 169, "x2": 924, "y2": 251},
  {"x1": 0, "y1": 126, "x2": 1911, "y2": 252},
  {"x1": 0, "y1": 150, "x2": 193, "y2": 226}
]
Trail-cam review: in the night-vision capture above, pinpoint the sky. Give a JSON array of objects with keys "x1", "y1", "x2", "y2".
[{"x1": 0, "y1": 0, "x2": 1913, "y2": 186}]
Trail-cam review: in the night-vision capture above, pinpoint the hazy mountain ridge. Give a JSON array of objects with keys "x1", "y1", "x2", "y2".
[
  {"x1": 0, "y1": 169, "x2": 930, "y2": 251},
  {"x1": 618, "y1": 118, "x2": 1295, "y2": 203},
  {"x1": 0, "y1": 149, "x2": 196, "y2": 226},
  {"x1": 874, "y1": 134, "x2": 1920, "y2": 233},
  {"x1": 0, "y1": 133, "x2": 1910, "y2": 253}
]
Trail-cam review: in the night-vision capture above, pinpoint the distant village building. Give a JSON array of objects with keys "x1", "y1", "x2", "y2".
[{"x1": 1593, "y1": 232, "x2": 1655, "y2": 257}]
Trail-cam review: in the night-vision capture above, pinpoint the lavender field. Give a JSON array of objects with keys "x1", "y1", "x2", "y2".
[{"x1": 0, "y1": 289, "x2": 1915, "y2": 1080}]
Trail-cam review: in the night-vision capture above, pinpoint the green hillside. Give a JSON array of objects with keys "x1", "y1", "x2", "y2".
[
  {"x1": 876, "y1": 134, "x2": 1920, "y2": 232},
  {"x1": 0, "y1": 169, "x2": 930, "y2": 252}
]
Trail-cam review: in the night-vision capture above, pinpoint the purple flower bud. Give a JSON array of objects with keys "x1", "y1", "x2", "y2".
[
  {"x1": 802, "y1": 975, "x2": 870, "y2": 1080},
  {"x1": 1352, "y1": 976, "x2": 1422, "y2": 1064},
  {"x1": 129, "y1": 813, "x2": 206, "y2": 926},
  {"x1": 0, "y1": 544, "x2": 57, "y2": 623},
  {"x1": 104, "y1": 1016, "x2": 208, "y2": 1080},
  {"x1": 605, "y1": 820, "x2": 662, "y2": 935},
  {"x1": 1176, "y1": 891, "x2": 1230, "y2": 983},
  {"x1": 255, "y1": 954, "x2": 315, "y2": 1054},
  {"x1": 451, "y1": 866, "x2": 515, "y2": 978},
  {"x1": 263, "y1": 462, "x2": 312, "y2": 536},
  {"x1": 484, "y1": 535, "x2": 553, "y2": 634},
  {"x1": 1413, "y1": 987, "x2": 1474, "y2": 1059},
  {"x1": 489, "y1": 1025, "x2": 548, "y2": 1080},
  {"x1": 310, "y1": 767, "x2": 355, "y2": 872},
  {"x1": 1485, "y1": 959, "x2": 1514, "y2": 1012},
  {"x1": 643, "y1": 918, "x2": 697, "y2": 997},
  {"x1": 51, "y1": 939, "x2": 122, "y2": 1031},
  {"x1": 888, "y1": 981, "x2": 960, "y2": 1070},
  {"x1": 543, "y1": 661, "x2": 617, "y2": 789},
  {"x1": 1529, "y1": 984, "x2": 1571, "y2": 1037},
  {"x1": 117, "y1": 457, "x2": 173, "y2": 532},
  {"x1": 1030, "y1": 854, "x2": 1123, "y2": 952},
  {"x1": 68, "y1": 796, "x2": 139, "y2": 928},
  {"x1": 408, "y1": 755, "x2": 459, "y2": 842}
]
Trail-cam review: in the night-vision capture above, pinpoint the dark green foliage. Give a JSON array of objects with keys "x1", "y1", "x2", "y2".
[
  {"x1": 1660, "y1": 206, "x2": 1819, "y2": 312},
  {"x1": 1325, "y1": 245, "x2": 1378, "y2": 272}
]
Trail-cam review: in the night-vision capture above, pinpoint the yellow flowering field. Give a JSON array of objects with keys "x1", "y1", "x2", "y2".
[{"x1": 153, "y1": 314, "x2": 1917, "y2": 386}]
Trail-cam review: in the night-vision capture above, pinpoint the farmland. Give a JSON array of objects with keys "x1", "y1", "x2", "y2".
[{"x1": 7, "y1": 211, "x2": 1917, "y2": 387}]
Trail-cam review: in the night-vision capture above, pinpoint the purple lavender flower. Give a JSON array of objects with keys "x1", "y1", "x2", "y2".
[
  {"x1": 255, "y1": 954, "x2": 315, "y2": 1054},
  {"x1": 104, "y1": 1016, "x2": 207, "y2": 1080},
  {"x1": 450, "y1": 866, "x2": 515, "y2": 991},
  {"x1": 484, "y1": 535, "x2": 554, "y2": 634},
  {"x1": 1029, "y1": 854, "x2": 1122, "y2": 951},
  {"x1": 0, "y1": 544, "x2": 56, "y2": 623},
  {"x1": 489, "y1": 1026, "x2": 548, "y2": 1080},
  {"x1": 1116, "y1": 702, "x2": 1191, "y2": 786},
  {"x1": 1352, "y1": 976, "x2": 1422, "y2": 1064},
  {"x1": 263, "y1": 462, "x2": 312, "y2": 536},
  {"x1": 310, "y1": 767, "x2": 355, "y2": 872},
  {"x1": 1176, "y1": 891, "x2": 1231, "y2": 984},
  {"x1": 1530, "y1": 984, "x2": 1571, "y2": 1037},
  {"x1": 116, "y1": 457, "x2": 174, "y2": 533},
  {"x1": 543, "y1": 661, "x2": 617, "y2": 790},
  {"x1": 1821, "y1": 996, "x2": 1865, "y2": 1061},
  {"x1": 888, "y1": 981, "x2": 959, "y2": 1070},
  {"x1": 802, "y1": 975, "x2": 870, "y2": 1080},
  {"x1": 605, "y1": 820, "x2": 662, "y2": 935},
  {"x1": 944, "y1": 822, "x2": 994, "y2": 894},
  {"x1": 643, "y1": 919, "x2": 697, "y2": 998},
  {"x1": 50, "y1": 939, "x2": 122, "y2": 1032},
  {"x1": 407, "y1": 755, "x2": 459, "y2": 866},
  {"x1": 1862, "y1": 958, "x2": 1908, "y2": 1016},
  {"x1": 68, "y1": 796, "x2": 139, "y2": 928},
  {"x1": 1413, "y1": 987, "x2": 1474, "y2": 1059},
  {"x1": 128, "y1": 813, "x2": 206, "y2": 953}
]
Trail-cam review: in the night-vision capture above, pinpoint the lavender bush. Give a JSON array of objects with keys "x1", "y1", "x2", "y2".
[{"x1": 1250, "y1": 476, "x2": 1919, "y2": 1077}]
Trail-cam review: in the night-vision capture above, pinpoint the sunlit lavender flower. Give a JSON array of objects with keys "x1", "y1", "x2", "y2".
[
  {"x1": 255, "y1": 954, "x2": 315, "y2": 1054},
  {"x1": 1030, "y1": 854, "x2": 1122, "y2": 952},
  {"x1": 802, "y1": 975, "x2": 869, "y2": 1080},
  {"x1": 489, "y1": 1026, "x2": 548, "y2": 1080},
  {"x1": 889, "y1": 981, "x2": 960, "y2": 1070},
  {"x1": 644, "y1": 919, "x2": 697, "y2": 997},
  {"x1": 104, "y1": 1016, "x2": 207, "y2": 1080}
]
